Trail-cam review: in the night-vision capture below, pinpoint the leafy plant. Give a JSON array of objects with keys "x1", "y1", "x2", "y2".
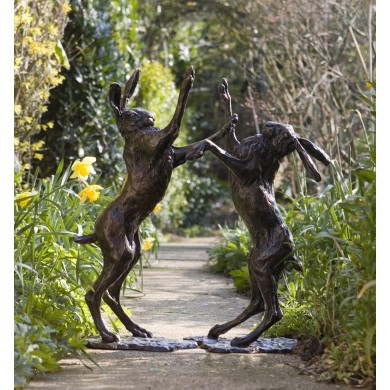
[
  {"x1": 14, "y1": 159, "x2": 158, "y2": 387},
  {"x1": 229, "y1": 266, "x2": 250, "y2": 295},
  {"x1": 208, "y1": 221, "x2": 251, "y2": 276},
  {"x1": 14, "y1": 0, "x2": 71, "y2": 169},
  {"x1": 209, "y1": 129, "x2": 375, "y2": 384},
  {"x1": 208, "y1": 80, "x2": 375, "y2": 382},
  {"x1": 35, "y1": 0, "x2": 142, "y2": 183}
]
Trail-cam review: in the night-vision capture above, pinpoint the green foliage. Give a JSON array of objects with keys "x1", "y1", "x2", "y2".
[
  {"x1": 36, "y1": 0, "x2": 142, "y2": 184},
  {"x1": 209, "y1": 139, "x2": 375, "y2": 383},
  {"x1": 264, "y1": 301, "x2": 317, "y2": 339},
  {"x1": 229, "y1": 266, "x2": 250, "y2": 295},
  {"x1": 14, "y1": 162, "x2": 97, "y2": 386},
  {"x1": 286, "y1": 149, "x2": 375, "y2": 382},
  {"x1": 208, "y1": 80, "x2": 376, "y2": 382},
  {"x1": 181, "y1": 159, "x2": 230, "y2": 229},
  {"x1": 156, "y1": 161, "x2": 226, "y2": 232},
  {"x1": 14, "y1": 160, "x2": 158, "y2": 387},
  {"x1": 135, "y1": 60, "x2": 180, "y2": 131},
  {"x1": 208, "y1": 221, "x2": 251, "y2": 275},
  {"x1": 14, "y1": 0, "x2": 70, "y2": 169}
]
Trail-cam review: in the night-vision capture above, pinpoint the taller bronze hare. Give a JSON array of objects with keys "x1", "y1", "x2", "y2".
[{"x1": 73, "y1": 67, "x2": 234, "y2": 342}]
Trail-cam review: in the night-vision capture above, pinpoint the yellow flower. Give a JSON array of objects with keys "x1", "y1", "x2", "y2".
[
  {"x1": 32, "y1": 140, "x2": 45, "y2": 151},
  {"x1": 29, "y1": 27, "x2": 42, "y2": 36},
  {"x1": 62, "y1": 3, "x2": 72, "y2": 13},
  {"x1": 142, "y1": 238, "x2": 154, "y2": 252},
  {"x1": 70, "y1": 157, "x2": 97, "y2": 179},
  {"x1": 14, "y1": 57, "x2": 22, "y2": 72},
  {"x1": 20, "y1": 13, "x2": 33, "y2": 25},
  {"x1": 14, "y1": 104, "x2": 21, "y2": 115},
  {"x1": 39, "y1": 91, "x2": 50, "y2": 100},
  {"x1": 47, "y1": 24, "x2": 58, "y2": 35},
  {"x1": 15, "y1": 191, "x2": 37, "y2": 208},
  {"x1": 78, "y1": 185, "x2": 103, "y2": 203},
  {"x1": 153, "y1": 203, "x2": 162, "y2": 213}
]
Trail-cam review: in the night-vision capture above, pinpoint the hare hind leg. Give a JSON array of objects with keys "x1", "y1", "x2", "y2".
[
  {"x1": 85, "y1": 233, "x2": 137, "y2": 343},
  {"x1": 85, "y1": 261, "x2": 127, "y2": 343},
  {"x1": 230, "y1": 260, "x2": 282, "y2": 348},
  {"x1": 102, "y1": 231, "x2": 153, "y2": 338},
  {"x1": 208, "y1": 254, "x2": 265, "y2": 339}
]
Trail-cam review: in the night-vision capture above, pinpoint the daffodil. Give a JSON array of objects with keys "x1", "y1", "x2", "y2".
[
  {"x1": 142, "y1": 238, "x2": 154, "y2": 252},
  {"x1": 153, "y1": 203, "x2": 162, "y2": 213},
  {"x1": 14, "y1": 104, "x2": 21, "y2": 115},
  {"x1": 15, "y1": 191, "x2": 37, "y2": 208},
  {"x1": 78, "y1": 184, "x2": 103, "y2": 203},
  {"x1": 70, "y1": 157, "x2": 97, "y2": 180}
]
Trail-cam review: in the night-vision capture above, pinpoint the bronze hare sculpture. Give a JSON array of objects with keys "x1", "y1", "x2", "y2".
[
  {"x1": 74, "y1": 67, "x2": 235, "y2": 342},
  {"x1": 192, "y1": 79, "x2": 331, "y2": 347}
]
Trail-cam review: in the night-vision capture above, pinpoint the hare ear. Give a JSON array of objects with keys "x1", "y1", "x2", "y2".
[
  {"x1": 294, "y1": 139, "x2": 322, "y2": 182},
  {"x1": 298, "y1": 137, "x2": 331, "y2": 166},
  {"x1": 121, "y1": 68, "x2": 141, "y2": 111},
  {"x1": 109, "y1": 82, "x2": 122, "y2": 117}
]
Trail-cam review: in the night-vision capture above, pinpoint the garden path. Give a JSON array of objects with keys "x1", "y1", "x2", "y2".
[{"x1": 27, "y1": 238, "x2": 354, "y2": 390}]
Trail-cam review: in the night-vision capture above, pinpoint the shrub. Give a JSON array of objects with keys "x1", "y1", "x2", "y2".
[
  {"x1": 208, "y1": 221, "x2": 251, "y2": 276},
  {"x1": 14, "y1": 0, "x2": 71, "y2": 170},
  {"x1": 208, "y1": 136, "x2": 375, "y2": 384},
  {"x1": 14, "y1": 159, "x2": 159, "y2": 387},
  {"x1": 35, "y1": 0, "x2": 142, "y2": 182},
  {"x1": 208, "y1": 84, "x2": 375, "y2": 383}
]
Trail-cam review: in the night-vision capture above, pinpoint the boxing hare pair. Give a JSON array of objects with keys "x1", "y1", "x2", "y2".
[{"x1": 74, "y1": 67, "x2": 330, "y2": 347}]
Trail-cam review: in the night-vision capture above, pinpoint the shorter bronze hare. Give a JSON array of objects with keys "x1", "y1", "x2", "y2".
[
  {"x1": 74, "y1": 67, "x2": 236, "y2": 342},
  {"x1": 195, "y1": 79, "x2": 331, "y2": 347}
]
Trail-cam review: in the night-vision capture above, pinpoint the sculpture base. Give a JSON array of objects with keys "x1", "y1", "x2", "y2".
[
  {"x1": 184, "y1": 336, "x2": 298, "y2": 354},
  {"x1": 86, "y1": 336, "x2": 199, "y2": 352}
]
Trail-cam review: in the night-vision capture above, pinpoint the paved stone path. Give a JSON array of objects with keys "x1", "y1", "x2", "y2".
[{"x1": 27, "y1": 240, "x2": 353, "y2": 390}]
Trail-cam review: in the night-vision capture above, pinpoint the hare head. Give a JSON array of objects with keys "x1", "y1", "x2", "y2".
[
  {"x1": 108, "y1": 68, "x2": 157, "y2": 137},
  {"x1": 263, "y1": 121, "x2": 331, "y2": 182}
]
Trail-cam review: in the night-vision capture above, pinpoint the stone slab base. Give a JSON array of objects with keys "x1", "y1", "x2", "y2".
[
  {"x1": 184, "y1": 336, "x2": 298, "y2": 354},
  {"x1": 87, "y1": 336, "x2": 199, "y2": 352}
]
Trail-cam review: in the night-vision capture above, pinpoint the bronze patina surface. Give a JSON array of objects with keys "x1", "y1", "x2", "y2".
[
  {"x1": 74, "y1": 67, "x2": 234, "y2": 344},
  {"x1": 191, "y1": 79, "x2": 331, "y2": 347}
]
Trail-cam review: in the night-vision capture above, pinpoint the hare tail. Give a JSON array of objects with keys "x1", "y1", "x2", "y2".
[{"x1": 73, "y1": 233, "x2": 97, "y2": 245}]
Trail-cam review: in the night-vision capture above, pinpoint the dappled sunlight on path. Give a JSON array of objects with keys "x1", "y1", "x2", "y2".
[{"x1": 27, "y1": 239, "x2": 353, "y2": 390}]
